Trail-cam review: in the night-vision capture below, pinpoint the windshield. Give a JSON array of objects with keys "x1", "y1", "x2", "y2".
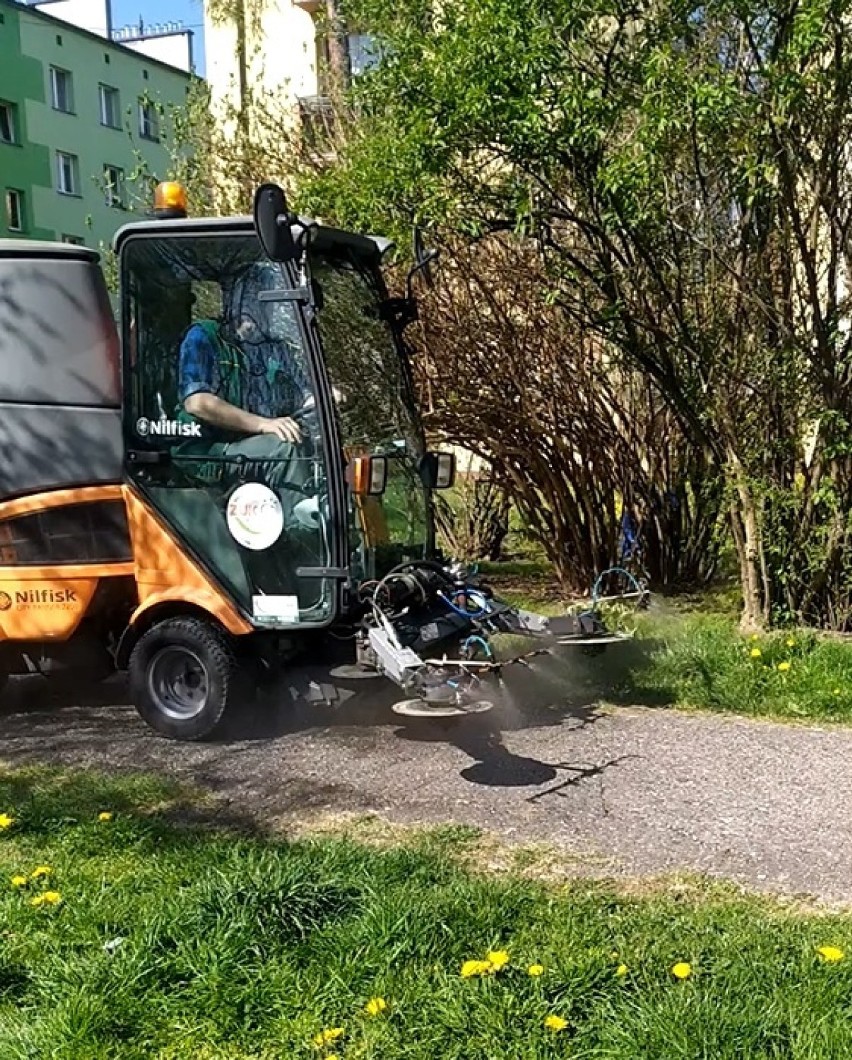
[
  {"x1": 121, "y1": 232, "x2": 337, "y2": 627},
  {"x1": 310, "y1": 248, "x2": 430, "y2": 579}
]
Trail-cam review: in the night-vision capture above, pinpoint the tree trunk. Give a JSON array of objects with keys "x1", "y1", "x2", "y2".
[
  {"x1": 325, "y1": 0, "x2": 351, "y2": 98},
  {"x1": 727, "y1": 447, "x2": 768, "y2": 631}
]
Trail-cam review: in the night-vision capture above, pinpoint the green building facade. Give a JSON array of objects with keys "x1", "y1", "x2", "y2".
[{"x1": 0, "y1": 0, "x2": 191, "y2": 249}]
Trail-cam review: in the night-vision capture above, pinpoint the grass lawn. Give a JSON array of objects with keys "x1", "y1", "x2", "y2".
[
  {"x1": 480, "y1": 562, "x2": 852, "y2": 724},
  {"x1": 2, "y1": 767, "x2": 852, "y2": 1058}
]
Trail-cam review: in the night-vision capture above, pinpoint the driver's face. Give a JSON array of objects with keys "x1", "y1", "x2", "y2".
[{"x1": 235, "y1": 315, "x2": 261, "y2": 342}]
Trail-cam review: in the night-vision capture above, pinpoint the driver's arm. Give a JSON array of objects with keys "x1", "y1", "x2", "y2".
[
  {"x1": 179, "y1": 324, "x2": 301, "y2": 443},
  {"x1": 185, "y1": 392, "x2": 301, "y2": 443}
]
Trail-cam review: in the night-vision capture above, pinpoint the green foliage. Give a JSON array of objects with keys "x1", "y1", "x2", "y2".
[
  {"x1": 632, "y1": 612, "x2": 852, "y2": 720},
  {"x1": 4, "y1": 767, "x2": 852, "y2": 1056},
  {"x1": 292, "y1": 0, "x2": 852, "y2": 629}
]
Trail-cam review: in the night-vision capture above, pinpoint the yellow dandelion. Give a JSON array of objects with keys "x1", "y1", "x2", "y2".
[
  {"x1": 786, "y1": 638, "x2": 796, "y2": 648},
  {"x1": 460, "y1": 959, "x2": 491, "y2": 978},
  {"x1": 834, "y1": 688, "x2": 842, "y2": 696},
  {"x1": 778, "y1": 661, "x2": 791, "y2": 673},
  {"x1": 0, "y1": 813, "x2": 14, "y2": 830},
  {"x1": 312, "y1": 1027, "x2": 344, "y2": 1047},
  {"x1": 324, "y1": 1056, "x2": 340, "y2": 1060},
  {"x1": 365, "y1": 996, "x2": 388, "y2": 1017},
  {"x1": 487, "y1": 949, "x2": 509, "y2": 971},
  {"x1": 750, "y1": 647, "x2": 762, "y2": 659},
  {"x1": 528, "y1": 963, "x2": 545, "y2": 977},
  {"x1": 98, "y1": 812, "x2": 114, "y2": 822},
  {"x1": 616, "y1": 963, "x2": 629, "y2": 977},
  {"x1": 817, "y1": 945, "x2": 845, "y2": 963},
  {"x1": 30, "y1": 865, "x2": 52, "y2": 880},
  {"x1": 750, "y1": 633, "x2": 759, "y2": 641},
  {"x1": 10, "y1": 875, "x2": 27, "y2": 888},
  {"x1": 671, "y1": 961, "x2": 692, "y2": 980},
  {"x1": 41, "y1": 891, "x2": 62, "y2": 905},
  {"x1": 544, "y1": 1014, "x2": 568, "y2": 1032},
  {"x1": 29, "y1": 895, "x2": 45, "y2": 908}
]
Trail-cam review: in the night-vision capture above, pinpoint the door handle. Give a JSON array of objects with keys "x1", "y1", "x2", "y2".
[{"x1": 126, "y1": 450, "x2": 172, "y2": 467}]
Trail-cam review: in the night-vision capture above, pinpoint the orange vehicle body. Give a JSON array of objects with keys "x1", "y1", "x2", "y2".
[{"x1": 0, "y1": 485, "x2": 250, "y2": 649}]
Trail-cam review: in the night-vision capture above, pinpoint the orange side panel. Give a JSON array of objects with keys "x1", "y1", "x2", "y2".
[
  {"x1": 0, "y1": 487, "x2": 133, "y2": 643},
  {"x1": 0, "y1": 578, "x2": 99, "y2": 641},
  {"x1": 0, "y1": 485, "x2": 124, "y2": 521},
  {"x1": 122, "y1": 487, "x2": 252, "y2": 637},
  {"x1": 353, "y1": 496, "x2": 390, "y2": 548},
  {"x1": 0, "y1": 563, "x2": 134, "y2": 582}
]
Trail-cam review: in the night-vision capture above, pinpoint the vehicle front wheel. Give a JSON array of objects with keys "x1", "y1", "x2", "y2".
[{"x1": 128, "y1": 616, "x2": 243, "y2": 740}]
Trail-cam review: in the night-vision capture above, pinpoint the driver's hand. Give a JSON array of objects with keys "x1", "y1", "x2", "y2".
[{"x1": 260, "y1": 416, "x2": 302, "y2": 444}]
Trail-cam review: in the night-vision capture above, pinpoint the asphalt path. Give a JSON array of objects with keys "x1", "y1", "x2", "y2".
[{"x1": 2, "y1": 654, "x2": 851, "y2": 904}]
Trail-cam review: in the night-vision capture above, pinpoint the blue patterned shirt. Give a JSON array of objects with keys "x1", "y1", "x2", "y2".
[{"x1": 178, "y1": 321, "x2": 308, "y2": 423}]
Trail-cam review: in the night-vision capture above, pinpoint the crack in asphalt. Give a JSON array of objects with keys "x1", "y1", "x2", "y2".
[{"x1": 2, "y1": 668, "x2": 851, "y2": 904}]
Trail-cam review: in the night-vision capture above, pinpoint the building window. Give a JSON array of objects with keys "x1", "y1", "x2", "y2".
[
  {"x1": 50, "y1": 66, "x2": 74, "y2": 113},
  {"x1": 103, "y1": 164, "x2": 125, "y2": 208},
  {"x1": 99, "y1": 84, "x2": 120, "y2": 129},
  {"x1": 55, "y1": 33, "x2": 63, "y2": 45},
  {"x1": 104, "y1": 53, "x2": 110, "y2": 64},
  {"x1": 349, "y1": 33, "x2": 379, "y2": 76},
  {"x1": 56, "y1": 151, "x2": 79, "y2": 195},
  {"x1": 5, "y1": 189, "x2": 24, "y2": 232},
  {"x1": 0, "y1": 100, "x2": 16, "y2": 144},
  {"x1": 138, "y1": 98, "x2": 158, "y2": 141},
  {"x1": 61, "y1": 234, "x2": 84, "y2": 245}
]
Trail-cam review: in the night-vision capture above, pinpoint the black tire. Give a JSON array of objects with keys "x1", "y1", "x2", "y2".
[{"x1": 128, "y1": 616, "x2": 242, "y2": 740}]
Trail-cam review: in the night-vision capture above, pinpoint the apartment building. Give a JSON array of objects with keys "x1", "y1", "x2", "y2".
[
  {"x1": 203, "y1": 0, "x2": 375, "y2": 137},
  {"x1": 0, "y1": 0, "x2": 193, "y2": 248}
]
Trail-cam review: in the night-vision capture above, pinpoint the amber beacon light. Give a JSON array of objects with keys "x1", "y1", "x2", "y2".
[{"x1": 153, "y1": 181, "x2": 188, "y2": 219}]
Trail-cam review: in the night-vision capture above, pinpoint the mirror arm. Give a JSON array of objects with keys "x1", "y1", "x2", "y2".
[{"x1": 404, "y1": 250, "x2": 439, "y2": 301}]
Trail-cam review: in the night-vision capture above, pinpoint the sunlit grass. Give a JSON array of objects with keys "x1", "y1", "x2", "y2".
[
  {"x1": 482, "y1": 561, "x2": 852, "y2": 722},
  {"x1": 2, "y1": 767, "x2": 852, "y2": 1057}
]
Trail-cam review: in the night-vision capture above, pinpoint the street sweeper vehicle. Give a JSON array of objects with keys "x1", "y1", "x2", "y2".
[{"x1": 0, "y1": 181, "x2": 635, "y2": 740}]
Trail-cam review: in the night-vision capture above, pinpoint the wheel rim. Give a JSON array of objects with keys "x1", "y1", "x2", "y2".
[{"x1": 147, "y1": 646, "x2": 209, "y2": 721}]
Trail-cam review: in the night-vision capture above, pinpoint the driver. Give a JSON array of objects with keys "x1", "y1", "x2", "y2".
[{"x1": 176, "y1": 267, "x2": 311, "y2": 508}]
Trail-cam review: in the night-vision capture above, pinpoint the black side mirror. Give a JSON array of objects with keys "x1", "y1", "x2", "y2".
[
  {"x1": 253, "y1": 183, "x2": 299, "y2": 263},
  {"x1": 419, "y1": 451, "x2": 456, "y2": 490}
]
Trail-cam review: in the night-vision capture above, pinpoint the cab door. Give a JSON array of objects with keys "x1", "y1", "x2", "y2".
[{"x1": 119, "y1": 229, "x2": 338, "y2": 627}]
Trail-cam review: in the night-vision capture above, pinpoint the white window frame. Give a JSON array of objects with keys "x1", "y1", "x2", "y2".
[
  {"x1": 0, "y1": 101, "x2": 16, "y2": 144},
  {"x1": 50, "y1": 66, "x2": 74, "y2": 113},
  {"x1": 6, "y1": 189, "x2": 23, "y2": 232},
  {"x1": 98, "y1": 84, "x2": 120, "y2": 129},
  {"x1": 138, "y1": 98, "x2": 159, "y2": 141},
  {"x1": 103, "y1": 164, "x2": 125, "y2": 208},
  {"x1": 56, "y1": 151, "x2": 79, "y2": 195}
]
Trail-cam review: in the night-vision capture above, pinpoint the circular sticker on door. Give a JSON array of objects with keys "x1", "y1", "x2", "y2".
[{"x1": 226, "y1": 483, "x2": 284, "y2": 551}]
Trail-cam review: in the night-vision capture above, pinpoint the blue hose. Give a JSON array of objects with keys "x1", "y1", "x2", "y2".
[
  {"x1": 439, "y1": 589, "x2": 491, "y2": 620},
  {"x1": 462, "y1": 635, "x2": 494, "y2": 660},
  {"x1": 591, "y1": 566, "x2": 643, "y2": 606}
]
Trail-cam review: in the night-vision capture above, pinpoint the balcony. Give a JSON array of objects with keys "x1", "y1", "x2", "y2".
[{"x1": 297, "y1": 95, "x2": 335, "y2": 154}]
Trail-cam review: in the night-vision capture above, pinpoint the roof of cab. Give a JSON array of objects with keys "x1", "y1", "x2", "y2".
[
  {"x1": 111, "y1": 215, "x2": 394, "y2": 260},
  {"x1": 0, "y1": 240, "x2": 99, "y2": 263}
]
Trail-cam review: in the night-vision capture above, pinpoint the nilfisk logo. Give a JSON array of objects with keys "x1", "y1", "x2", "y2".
[
  {"x1": 136, "y1": 417, "x2": 201, "y2": 439},
  {"x1": 15, "y1": 589, "x2": 78, "y2": 605},
  {"x1": 0, "y1": 588, "x2": 79, "y2": 612}
]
